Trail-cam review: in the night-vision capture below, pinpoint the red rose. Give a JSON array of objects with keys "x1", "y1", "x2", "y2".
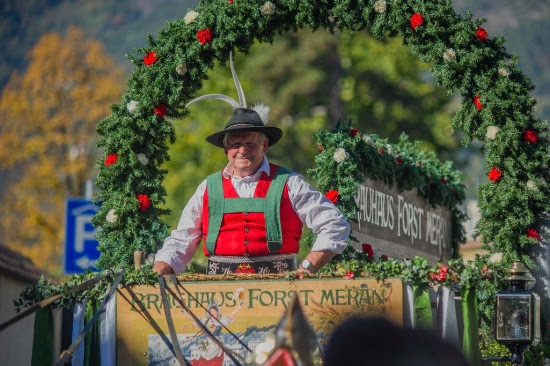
[
  {"x1": 523, "y1": 129, "x2": 538, "y2": 144},
  {"x1": 476, "y1": 27, "x2": 488, "y2": 41},
  {"x1": 362, "y1": 243, "x2": 374, "y2": 259},
  {"x1": 396, "y1": 157, "x2": 403, "y2": 165},
  {"x1": 143, "y1": 51, "x2": 158, "y2": 66},
  {"x1": 482, "y1": 265, "x2": 488, "y2": 274},
  {"x1": 441, "y1": 176, "x2": 446, "y2": 184},
  {"x1": 378, "y1": 148, "x2": 384, "y2": 154},
  {"x1": 410, "y1": 13, "x2": 424, "y2": 30},
  {"x1": 350, "y1": 129, "x2": 360, "y2": 138},
  {"x1": 105, "y1": 153, "x2": 118, "y2": 166},
  {"x1": 429, "y1": 273, "x2": 437, "y2": 281},
  {"x1": 137, "y1": 194, "x2": 151, "y2": 211},
  {"x1": 488, "y1": 167, "x2": 503, "y2": 182},
  {"x1": 197, "y1": 28, "x2": 213, "y2": 44},
  {"x1": 380, "y1": 255, "x2": 389, "y2": 262},
  {"x1": 344, "y1": 271, "x2": 355, "y2": 279},
  {"x1": 440, "y1": 265, "x2": 448, "y2": 273},
  {"x1": 418, "y1": 161, "x2": 422, "y2": 166},
  {"x1": 325, "y1": 189, "x2": 339, "y2": 203},
  {"x1": 318, "y1": 145, "x2": 324, "y2": 152},
  {"x1": 154, "y1": 104, "x2": 167, "y2": 118},
  {"x1": 437, "y1": 272, "x2": 447, "y2": 281},
  {"x1": 526, "y1": 228, "x2": 541, "y2": 241},
  {"x1": 473, "y1": 96, "x2": 482, "y2": 111},
  {"x1": 229, "y1": 0, "x2": 233, "y2": 3}
]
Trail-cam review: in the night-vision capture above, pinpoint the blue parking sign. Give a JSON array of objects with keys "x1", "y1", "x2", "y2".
[{"x1": 64, "y1": 199, "x2": 101, "y2": 274}]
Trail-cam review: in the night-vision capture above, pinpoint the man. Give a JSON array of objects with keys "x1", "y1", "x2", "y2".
[{"x1": 153, "y1": 53, "x2": 349, "y2": 275}]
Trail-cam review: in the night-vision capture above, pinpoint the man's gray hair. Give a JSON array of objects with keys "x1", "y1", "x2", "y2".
[{"x1": 223, "y1": 131, "x2": 266, "y2": 147}]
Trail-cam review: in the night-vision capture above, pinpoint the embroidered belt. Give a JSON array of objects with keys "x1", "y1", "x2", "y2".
[{"x1": 207, "y1": 254, "x2": 297, "y2": 275}]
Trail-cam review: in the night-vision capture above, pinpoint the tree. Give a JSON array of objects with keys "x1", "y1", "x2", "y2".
[{"x1": 0, "y1": 26, "x2": 124, "y2": 275}]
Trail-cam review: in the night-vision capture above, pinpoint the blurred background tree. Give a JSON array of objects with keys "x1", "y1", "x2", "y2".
[{"x1": 0, "y1": 26, "x2": 123, "y2": 276}]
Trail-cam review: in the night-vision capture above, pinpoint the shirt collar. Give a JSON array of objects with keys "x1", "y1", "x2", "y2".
[{"x1": 222, "y1": 157, "x2": 270, "y2": 180}]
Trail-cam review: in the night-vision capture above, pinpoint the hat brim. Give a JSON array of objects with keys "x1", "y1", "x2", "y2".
[{"x1": 206, "y1": 125, "x2": 283, "y2": 148}]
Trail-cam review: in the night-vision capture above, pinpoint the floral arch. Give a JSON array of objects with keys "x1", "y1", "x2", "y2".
[{"x1": 93, "y1": 0, "x2": 548, "y2": 272}]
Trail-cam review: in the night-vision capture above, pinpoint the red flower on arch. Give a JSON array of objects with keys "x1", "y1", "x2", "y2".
[
  {"x1": 325, "y1": 190, "x2": 339, "y2": 203},
  {"x1": 523, "y1": 129, "x2": 538, "y2": 144},
  {"x1": 476, "y1": 27, "x2": 488, "y2": 41},
  {"x1": 488, "y1": 167, "x2": 503, "y2": 182},
  {"x1": 154, "y1": 104, "x2": 167, "y2": 118},
  {"x1": 473, "y1": 96, "x2": 482, "y2": 111},
  {"x1": 410, "y1": 13, "x2": 424, "y2": 30},
  {"x1": 137, "y1": 194, "x2": 151, "y2": 211},
  {"x1": 105, "y1": 153, "x2": 118, "y2": 166},
  {"x1": 197, "y1": 28, "x2": 213, "y2": 44},
  {"x1": 143, "y1": 51, "x2": 158, "y2": 66}
]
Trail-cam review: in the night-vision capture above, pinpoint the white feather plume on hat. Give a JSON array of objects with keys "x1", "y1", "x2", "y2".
[{"x1": 251, "y1": 103, "x2": 269, "y2": 125}]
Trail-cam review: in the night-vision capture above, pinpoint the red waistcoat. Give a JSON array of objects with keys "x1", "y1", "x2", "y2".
[{"x1": 201, "y1": 164, "x2": 303, "y2": 256}]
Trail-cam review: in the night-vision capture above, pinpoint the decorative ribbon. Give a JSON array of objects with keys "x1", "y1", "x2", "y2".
[
  {"x1": 404, "y1": 282, "x2": 415, "y2": 327},
  {"x1": 437, "y1": 286, "x2": 460, "y2": 348},
  {"x1": 461, "y1": 285, "x2": 481, "y2": 366},
  {"x1": 99, "y1": 294, "x2": 116, "y2": 366},
  {"x1": 56, "y1": 269, "x2": 125, "y2": 366},
  {"x1": 412, "y1": 284, "x2": 433, "y2": 329},
  {"x1": 31, "y1": 307, "x2": 54, "y2": 366},
  {"x1": 71, "y1": 302, "x2": 86, "y2": 366}
]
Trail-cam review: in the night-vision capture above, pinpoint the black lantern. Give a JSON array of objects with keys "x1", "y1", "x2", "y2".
[{"x1": 495, "y1": 262, "x2": 541, "y2": 365}]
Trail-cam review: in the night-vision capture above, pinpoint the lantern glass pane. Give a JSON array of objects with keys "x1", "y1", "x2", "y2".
[
  {"x1": 496, "y1": 294, "x2": 531, "y2": 341},
  {"x1": 533, "y1": 294, "x2": 541, "y2": 345}
]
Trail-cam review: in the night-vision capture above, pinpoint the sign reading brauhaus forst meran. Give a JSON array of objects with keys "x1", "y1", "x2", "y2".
[{"x1": 353, "y1": 179, "x2": 453, "y2": 262}]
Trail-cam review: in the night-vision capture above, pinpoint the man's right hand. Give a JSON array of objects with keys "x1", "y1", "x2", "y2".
[{"x1": 152, "y1": 261, "x2": 175, "y2": 275}]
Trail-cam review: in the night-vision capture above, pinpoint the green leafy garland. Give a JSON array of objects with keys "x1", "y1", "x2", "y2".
[
  {"x1": 307, "y1": 119, "x2": 466, "y2": 259},
  {"x1": 90, "y1": 0, "x2": 547, "y2": 271},
  {"x1": 14, "y1": 3, "x2": 549, "y2": 361}
]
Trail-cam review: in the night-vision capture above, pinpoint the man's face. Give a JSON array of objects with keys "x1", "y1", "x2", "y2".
[{"x1": 224, "y1": 131, "x2": 269, "y2": 177}]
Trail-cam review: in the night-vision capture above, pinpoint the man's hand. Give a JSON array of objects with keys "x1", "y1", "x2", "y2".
[
  {"x1": 152, "y1": 261, "x2": 175, "y2": 275},
  {"x1": 298, "y1": 250, "x2": 336, "y2": 274}
]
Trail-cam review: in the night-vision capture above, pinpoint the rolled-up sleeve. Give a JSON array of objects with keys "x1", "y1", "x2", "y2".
[
  {"x1": 154, "y1": 180, "x2": 207, "y2": 274},
  {"x1": 287, "y1": 174, "x2": 350, "y2": 253}
]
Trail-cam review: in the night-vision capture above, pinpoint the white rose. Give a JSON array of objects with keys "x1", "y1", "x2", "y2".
[
  {"x1": 127, "y1": 100, "x2": 139, "y2": 115},
  {"x1": 260, "y1": 2, "x2": 275, "y2": 16},
  {"x1": 184, "y1": 10, "x2": 199, "y2": 25},
  {"x1": 106, "y1": 209, "x2": 118, "y2": 223},
  {"x1": 498, "y1": 67, "x2": 510, "y2": 77},
  {"x1": 176, "y1": 64, "x2": 187, "y2": 76},
  {"x1": 137, "y1": 153, "x2": 149, "y2": 165},
  {"x1": 385, "y1": 144, "x2": 393, "y2": 156},
  {"x1": 526, "y1": 180, "x2": 538, "y2": 191},
  {"x1": 373, "y1": 0, "x2": 387, "y2": 14},
  {"x1": 443, "y1": 48, "x2": 456, "y2": 62},
  {"x1": 333, "y1": 148, "x2": 349, "y2": 163},
  {"x1": 363, "y1": 135, "x2": 375, "y2": 147},
  {"x1": 485, "y1": 125, "x2": 499, "y2": 140}
]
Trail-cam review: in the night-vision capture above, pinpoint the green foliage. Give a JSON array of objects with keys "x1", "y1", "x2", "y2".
[
  {"x1": 308, "y1": 119, "x2": 466, "y2": 258},
  {"x1": 88, "y1": 0, "x2": 548, "y2": 273}
]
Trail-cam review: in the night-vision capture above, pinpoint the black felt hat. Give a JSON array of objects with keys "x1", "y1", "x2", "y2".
[
  {"x1": 205, "y1": 108, "x2": 283, "y2": 148},
  {"x1": 185, "y1": 51, "x2": 283, "y2": 148}
]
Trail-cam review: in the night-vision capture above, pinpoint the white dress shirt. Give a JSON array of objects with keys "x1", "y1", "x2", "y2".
[{"x1": 155, "y1": 157, "x2": 351, "y2": 274}]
